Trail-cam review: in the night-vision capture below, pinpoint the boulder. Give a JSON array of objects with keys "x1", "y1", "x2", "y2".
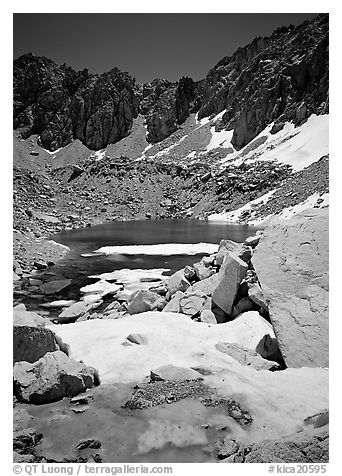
[
  {"x1": 57, "y1": 301, "x2": 88, "y2": 323},
  {"x1": 217, "y1": 239, "x2": 240, "y2": 263},
  {"x1": 40, "y1": 279, "x2": 72, "y2": 295},
  {"x1": 127, "y1": 290, "x2": 160, "y2": 315},
  {"x1": 212, "y1": 254, "x2": 248, "y2": 316},
  {"x1": 162, "y1": 291, "x2": 184, "y2": 312},
  {"x1": 189, "y1": 273, "x2": 219, "y2": 296},
  {"x1": 13, "y1": 307, "x2": 58, "y2": 364},
  {"x1": 150, "y1": 365, "x2": 203, "y2": 382},
  {"x1": 231, "y1": 296, "x2": 254, "y2": 318},
  {"x1": 165, "y1": 270, "x2": 190, "y2": 296},
  {"x1": 193, "y1": 261, "x2": 215, "y2": 280},
  {"x1": 179, "y1": 291, "x2": 210, "y2": 317},
  {"x1": 127, "y1": 333, "x2": 147, "y2": 345},
  {"x1": 248, "y1": 284, "x2": 268, "y2": 310},
  {"x1": 244, "y1": 235, "x2": 260, "y2": 247},
  {"x1": 215, "y1": 342, "x2": 280, "y2": 371},
  {"x1": 183, "y1": 265, "x2": 196, "y2": 280},
  {"x1": 14, "y1": 350, "x2": 98, "y2": 404},
  {"x1": 255, "y1": 334, "x2": 283, "y2": 364},
  {"x1": 200, "y1": 309, "x2": 217, "y2": 324},
  {"x1": 252, "y1": 209, "x2": 328, "y2": 367},
  {"x1": 216, "y1": 437, "x2": 240, "y2": 460}
]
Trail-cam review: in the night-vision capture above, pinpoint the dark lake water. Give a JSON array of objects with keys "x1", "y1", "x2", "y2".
[{"x1": 51, "y1": 219, "x2": 258, "y2": 280}]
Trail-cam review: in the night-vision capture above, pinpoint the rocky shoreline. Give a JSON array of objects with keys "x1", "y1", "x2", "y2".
[{"x1": 13, "y1": 206, "x2": 329, "y2": 463}]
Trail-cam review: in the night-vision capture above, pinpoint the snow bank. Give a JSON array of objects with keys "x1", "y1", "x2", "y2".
[
  {"x1": 221, "y1": 114, "x2": 328, "y2": 171},
  {"x1": 49, "y1": 311, "x2": 328, "y2": 439},
  {"x1": 95, "y1": 243, "x2": 218, "y2": 256},
  {"x1": 43, "y1": 147, "x2": 63, "y2": 155},
  {"x1": 49, "y1": 311, "x2": 275, "y2": 384},
  {"x1": 208, "y1": 190, "x2": 277, "y2": 223},
  {"x1": 205, "y1": 127, "x2": 234, "y2": 152},
  {"x1": 92, "y1": 149, "x2": 106, "y2": 161},
  {"x1": 277, "y1": 193, "x2": 329, "y2": 220}
]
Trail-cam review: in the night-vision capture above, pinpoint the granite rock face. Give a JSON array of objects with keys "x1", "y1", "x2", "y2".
[
  {"x1": 197, "y1": 14, "x2": 329, "y2": 149},
  {"x1": 13, "y1": 15, "x2": 328, "y2": 151},
  {"x1": 14, "y1": 55, "x2": 140, "y2": 151},
  {"x1": 252, "y1": 208, "x2": 328, "y2": 368}
]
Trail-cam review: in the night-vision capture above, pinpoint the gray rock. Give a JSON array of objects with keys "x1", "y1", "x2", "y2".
[
  {"x1": 58, "y1": 301, "x2": 88, "y2": 323},
  {"x1": 165, "y1": 270, "x2": 190, "y2": 296},
  {"x1": 244, "y1": 235, "x2": 261, "y2": 247},
  {"x1": 126, "y1": 333, "x2": 147, "y2": 345},
  {"x1": 255, "y1": 334, "x2": 283, "y2": 364},
  {"x1": 184, "y1": 265, "x2": 196, "y2": 280},
  {"x1": 162, "y1": 291, "x2": 184, "y2": 312},
  {"x1": 189, "y1": 273, "x2": 219, "y2": 296},
  {"x1": 193, "y1": 261, "x2": 215, "y2": 280},
  {"x1": 248, "y1": 284, "x2": 268, "y2": 310},
  {"x1": 216, "y1": 437, "x2": 239, "y2": 459},
  {"x1": 40, "y1": 279, "x2": 72, "y2": 295},
  {"x1": 13, "y1": 307, "x2": 58, "y2": 364},
  {"x1": 231, "y1": 296, "x2": 254, "y2": 318},
  {"x1": 179, "y1": 291, "x2": 209, "y2": 317},
  {"x1": 200, "y1": 309, "x2": 217, "y2": 324},
  {"x1": 215, "y1": 342, "x2": 280, "y2": 371},
  {"x1": 150, "y1": 365, "x2": 203, "y2": 382},
  {"x1": 216, "y1": 240, "x2": 240, "y2": 266},
  {"x1": 127, "y1": 290, "x2": 161, "y2": 314},
  {"x1": 212, "y1": 254, "x2": 248, "y2": 316},
  {"x1": 14, "y1": 350, "x2": 98, "y2": 404},
  {"x1": 252, "y1": 209, "x2": 328, "y2": 367}
]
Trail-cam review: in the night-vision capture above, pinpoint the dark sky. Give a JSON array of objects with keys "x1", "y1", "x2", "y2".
[{"x1": 13, "y1": 13, "x2": 318, "y2": 83}]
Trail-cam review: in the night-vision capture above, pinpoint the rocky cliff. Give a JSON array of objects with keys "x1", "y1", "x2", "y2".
[
  {"x1": 13, "y1": 14, "x2": 328, "y2": 152},
  {"x1": 197, "y1": 14, "x2": 328, "y2": 149}
]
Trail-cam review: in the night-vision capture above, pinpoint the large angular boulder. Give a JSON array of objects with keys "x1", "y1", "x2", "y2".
[
  {"x1": 252, "y1": 209, "x2": 328, "y2": 368},
  {"x1": 13, "y1": 307, "x2": 58, "y2": 364},
  {"x1": 14, "y1": 350, "x2": 98, "y2": 404},
  {"x1": 127, "y1": 290, "x2": 161, "y2": 315},
  {"x1": 212, "y1": 254, "x2": 248, "y2": 316}
]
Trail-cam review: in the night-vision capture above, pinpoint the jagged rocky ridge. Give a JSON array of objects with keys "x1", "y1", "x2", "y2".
[{"x1": 13, "y1": 14, "x2": 328, "y2": 152}]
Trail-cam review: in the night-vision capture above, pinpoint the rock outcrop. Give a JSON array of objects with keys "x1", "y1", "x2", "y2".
[
  {"x1": 14, "y1": 350, "x2": 99, "y2": 404},
  {"x1": 197, "y1": 14, "x2": 328, "y2": 149},
  {"x1": 252, "y1": 208, "x2": 328, "y2": 367},
  {"x1": 14, "y1": 55, "x2": 139, "y2": 151},
  {"x1": 13, "y1": 15, "x2": 328, "y2": 151}
]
